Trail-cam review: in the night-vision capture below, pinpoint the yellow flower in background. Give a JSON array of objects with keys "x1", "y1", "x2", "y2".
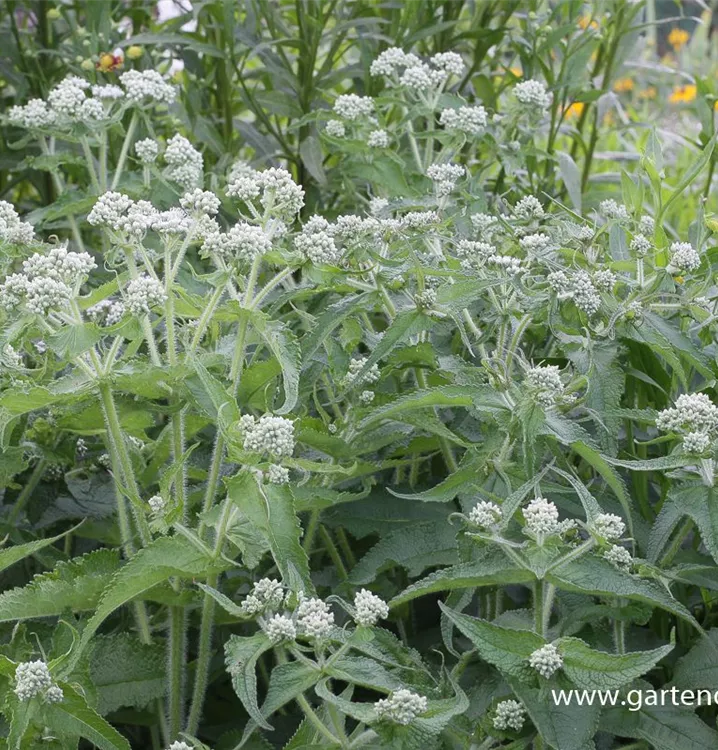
[
  {"x1": 669, "y1": 84, "x2": 697, "y2": 104},
  {"x1": 509, "y1": 66, "x2": 522, "y2": 78},
  {"x1": 577, "y1": 15, "x2": 599, "y2": 30},
  {"x1": 603, "y1": 111, "x2": 615, "y2": 126},
  {"x1": 565, "y1": 102, "x2": 585, "y2": 120},
  {"x1": 614, "y1": 78, "x2": 634, "y2": 93},
  {"x1": 668, "y1": 27, "x2": 690, "y2": 51},
  {"x1": 639, "y1": 86, "x2": 657, "y2": 100},
  {"x1": 127, "y1": 45, "x2": 143, "y2": 60},
  {"x1": 713, "y1": 100, "x2": 718, "y2": 111}
]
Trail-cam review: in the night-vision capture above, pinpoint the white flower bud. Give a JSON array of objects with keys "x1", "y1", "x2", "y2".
[
  {"x1": 468, "y1": 501, "x2": 502, "y2": 528},
  {"x1": 604, "y1": 544, "x2": 633, "y2": 571},
  {"x1": 668, "y1": 241, "x2": 700, "y2": 273},
  {"x1": 125, "y1": 275, "x2": 167, "y2": 316},
  {"x1": 529, "y1": 644, "x2": 563, "y2": 678},
  {"x1": 14, "y1": 660, "x2": 53, "y2": 701},
  {"x1": 135, "y1": 138, "x2": 159, "y2": 163},
  {"x1": 334, "y1": 94, "x2": 374, "y2": 120},
  {"x1": 265, "y1": 614, "x2": 297, "y2": 642},
  {"x1": 514, "y1": 79, "x2": 552, "y2": 110},
  {"x1": 375, "y1": 689, "x2": 428, "y2": 725},
  {"x1": 296, "y1": 597, "x2": 334, "y2": 639},
  {"x1": 592, "y1": 513, "x2": 625, "y2": 541},
  {"x1": 513, "y1": 195, "x2": 544, "y2": 219},
  {"x1": 493, "y1": 699, "x2": 526, "y2": 731},
  {"x1": 354, "y1": 589, "x2": 389, "y2": 626},
  {"x1": 241, "y1": 414, "x2": 295, "y2": 457}
]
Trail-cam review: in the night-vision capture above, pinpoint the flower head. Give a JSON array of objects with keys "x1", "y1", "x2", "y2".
[
  {"x1": 529, "y1": 644, "x2": 563, "y2": 678},
  {"x1": 468, "y1": 501, "x2": 502, "y2": 528},
  {"x1": 334, "y1": 94, "x2": 374, "y2": 121},
  {"x1": 164, "y1": 134, "x2": 203, "y2": 189},
  {"x1": 493, "y1": 699, "x2": 526, "y2": 731},
  {"x1": 125, "y1": 275, "x2": 167, "y2": 316},
  {"x1": 265, "y1": 614, "x2": 297, "y2": 642},
  {"x1": 240, "y1": 414, "x2": 295, "y2": 457},
  {"x1": 592, "y1": 513, "x2": 625, "y2": 541},
  {"x1": 120, "y1": 69, "x2": 176, "y2": 104},
  {"x1": 354, "y1": 589, "x2": 389, "y2": 626},
  {"x1": 375, "y1": 689, "x2": 428, "y2": 725},
  {"x1": 668, "y1": 241, "x2": 700, "y2": 272},
  {"x1": 296, "y1": 597, "x2": 334, "y2": 639},
  {"x1": 14, "y1": 660, "x2": 55, "y2": 701},
  {"x1": 514, "y1": 80, "x2": 552, "y2": 111},
  {"x1": 439, "y1": 105, "x2": 487, "y2": 135}
]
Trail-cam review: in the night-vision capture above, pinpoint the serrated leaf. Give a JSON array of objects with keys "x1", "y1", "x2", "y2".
[
  {"x1": 225, "y1": 632, "x2": 274, "y2": 731},
  {"x1": 45, "y1": 684, "x2": 131, "y2": 750},
  {"x1": 248, "y1": 309, "x2": 301, "y2": 415},
  {"x1": 557, "y1": 636, "x2": 672, "y2": 690},
  {"x1": 90, "y1": 634, "x2": 166, "y2": 714},
  {"x1": 70, "y1": 536, "x2": 222, "y2": 669},
  {"x1": 0, "y1": 549, "x2": 121, "y2": 623},
  {"x1": 671, "y1": 629, "x2": 718, "y2": 691},
  {"x1": 350, "y1": 521, "x2": 458, "y2": 584},
  {"x1": 0, "y1": 527, "x2": 76, "y2": 576},
  {"x1": 226, "y1": 470, "x2": 312, "y2": 591},
  {"x1": 391, "y1": 548, "x2": 534, "y2": 606},
  {"x1": 47, "y1": 323, "x2": 102, "y2": 359},
  {"x1": 439, "y1": 604, "x2": 544, "y2": 681}
]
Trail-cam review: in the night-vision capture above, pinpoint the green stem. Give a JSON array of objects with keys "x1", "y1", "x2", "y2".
[
  {"x1": 533, "y1": 579, "x2": 544, "y2": 635},
  {"x1": 296, "y1": 693, "x2": 342, "y2": 747},
  {"x1": 319, "y1": 525, "x2": 348, "y2": 581},
  {"x1": 660, "y1": 517, "x2": 693, "y2": 567},
  {"x1": 168, "y1": 605, "x2": 186, "y2": 738},
  {"x1": 80, "y1": 136, "x2": 100, "y2": 193},
  {"x1": 7, "y1": 459, "x2": 47, "y2": 524},
  {"x1": 111, "y1": 111, "x2": 139, "y2": 190}
]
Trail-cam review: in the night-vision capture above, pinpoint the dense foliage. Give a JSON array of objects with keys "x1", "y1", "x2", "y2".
[{"x1": 2, "y1": 2, "x2": 718, "y2": 749}]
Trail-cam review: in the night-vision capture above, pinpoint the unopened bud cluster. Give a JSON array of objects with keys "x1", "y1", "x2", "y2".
[
  {"x1": 529, "y1": 644, "x2": 563, "y2": 678},
  {"x1": 493, "y1": 699, "x2": 526, "y2": 731},
  {"x1": 374, "y1": 689, "x2": 428, "y2": 725},
  {"x1": 240, "y1": 414, "x2": 295, "y2": 457},
  {"x1": 14, "y1": 660, "x2": 63, "y2": 703}
]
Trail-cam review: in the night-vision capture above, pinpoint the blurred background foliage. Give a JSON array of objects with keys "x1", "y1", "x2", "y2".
[{"x1": 2, "y1": 0, "x2": 718, "y2": 230}]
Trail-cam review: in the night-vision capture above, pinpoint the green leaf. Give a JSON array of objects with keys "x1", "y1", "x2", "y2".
[
  {"x1": 226, "y1": 471, "x2": 312, "y2": 591},
  {"x1": 547, "y1": 556, "x2": 696, "y2": 626},
  {"x1": 601, "y1": 702, "x2": 718, "y2": 750},
  {"x1": 90, "y1": 634, "x2": 166, "y2": 715},
  {"x1": 510, "y1": 679, "x2": 601, "y2": 750},
  {"x1": 391, "y1": 548, "x2": 535, "y2": 607},
  {"x1": 0, "y1": 527, "x2": 76, "y2": 576},
  {"x1": 70, "y1": 536, "x2": 222, "y2": 669},
  {"x1": 557, "y1": 151, "x2": 582, "y2": 212},
  {"x1": 359, "y1": 386, "x2": 474, "y2": 429},
  {"x1": 47, "y1": 324, "x2": 103, "y2": 359},
  {"x1": 248, "y1": 309, "x2": 301, "y2": 415},
  {"x1": 225, "y1": 632, "x2": 274, "y2": 731},
  {"x1": 557, "y1": 636, "x2": 672, "y2": 690},
  {"x1": 438, "y1": 604, "x2": 544, "y2": 681},
  {"x1": 350, "y1": 520, "x2": 458, "y2": 584},
  {"x1": 299, "y1": 135, "x2": 327, "y2": 185},
  {"x1": 0, "y1": 549, "x2": 120, "y2": 623},
  {"x1": 45, "y1": 684, "x2": 131, "y2": 750},
  {"x1": 671, "y1": 629, "x2": 718, "y2": 691}
]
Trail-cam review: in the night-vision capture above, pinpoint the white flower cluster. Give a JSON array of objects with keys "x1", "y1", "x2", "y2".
[
  {"x1": 345, "y1": 357, "x2": 381, "y2": 388},
  {"x1": 526, "y1": 365, "x2": 565, "y2": 407},
  {"x1": 204, "y1": 222, "x2": 271, "y2": 264},
  {"x1": 46, "y1": 76, "x2": 103, "y2": 124},
  {"x1": 454, "y1": 239, "x2": 495, "y2": 271},
  {"x1": 371, "y1": 47, "x2": 464, "y2": 88},
  {"x1": 266, "y1": 464, "x2": 290, "y2": 485},
  {"x1": 135, "y1": 138, "x2": 160, "y2": 163},
  {"x1": 529, "y1": 644, "x2": 563, "y2": 678},
  {"x1": 514, "y1": 80, "x2": 552, "y2": 111},
  {"x1": 519, "y1": 232, "x2": 550, "y2": 254},
  {"x1": 1, "y1": 246, "x2": 96, "y2": 315},
  {"x1": 523, "y1": 498, "x2": 574, "y2": 541},
  {"x1": 571, "y1": 270, "x2": 601, "y2": 316},
  {"x1": 514, "y1": 195, "x2": 544, "y2": 220},
  {"x1": 599, "y1": 199, "x2": 630, "y2": 221},
  {"x1": 639, "y1": 215, "x2": 655, "y2": 234},
  {"x1": 7, "y1": 98, "x2": 56, "y2": 129},
  {"x1": 427, "y1": 163, "x2": 466, "y2": 195},
  {"x1": 295, "y1": 223, "x2": 341, "y2": 265},
  {"x1": 334, "y1": 94, "x2": 375, "y2": 121},
  {"x1": 354, "y1": 589, "x2": 389, "y2": 626},
  {"x1": 468, "y1": 500, "x2": 502, "y2": 528},
  {"x1": 592, "y1": 513, "x2": 625, "y2": 541},
  {"x1": 119, "y1": 70, "x2": 176, "y2": 105},
  {"x1": 87, "y1": 191, "x2": 135, "y2": 230},
  {"x1": 265, "y1": 614, "x2": 297, "y2": 642},
  {"x1": 1, "y1": 343, "x2": 22, "y2": 370},
  {"x1": 180, "y1": 189, "x2": 220, "y2": 217},
  {"x1": 296, "y1": 596, "x2": 334, "y2": 639},
  {"x1": 125, "y1": 275, "x2": 167, "y2": 316},
  {"x1": 0, "y1": 200, "x2": 35, "y2": 244},
  {"x1": 668, "y1": 241, "x2": 701, "y2": 273},
  {"x1": 440, "y1": 105, "x2": 487, "y2": 135},
  {"x1": 367, "y1": 129, "x2": 390, "y2": 148},
  {"x1": 14, "y1": 660, "x2": 63, "y2": 703},
  {"x1": 630, "y1": 233, "x2": 652, "y2": 257},
  {"x1": 414, "y1": 288, "x2": 437, "y2": 309},
  {"x1": 92, "y1": 84, "x2": 124, "y2": 100},
  {"x1": 493, "y1": 699, "x2": 526, "y2": 731},
  {"x1": 604, "y1": 544, "x2": 633, "y2": 571},
  {"x1": 148, "y1": 494, "x2": 165, "y2": 515},
  {"x1": 374, "y1": 689, "x2": 428, "y2": 725},
  {"x1": 164, "y1": 134, "x2": 203, "y2": 189},
  {"x1": 489, "y1": 254, "x2": 522, "y2": 276},
  {"x1": 656, "y1": 393, "x2": 718, "y2": 436},
  {"x1": 240, "y1": 414, "x2": 295, "y2": 457},
  {"x1": 241, "y1": 578, "x2": 285, "y2": 616},
  {"x1": 167, "y1": 742, "x2": 193, "y2": 750},
  {"x1": 471, "y1": 212, "x2": 499, "y2": 236},
  {"x1": 325, "y1": 119, "x2": 346, "y2": 138},
  {"x1": 86, "y1": 299, "x2": 124, "y2": 327},
  {"x1": 228, "y1": 167, "x2": 305, "y2": 219}
]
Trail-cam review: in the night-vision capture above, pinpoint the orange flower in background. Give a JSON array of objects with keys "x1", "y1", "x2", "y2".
[
  {"x1": 96, "y1": 51, "x2": 123, "y2": 72},
  {"x1": 614, "y1": 78, "x2": 634, "y2": 93},
  {"x1": 565, "y1": 102, "x2": 585, "y2": 120},
  {"x1": 668, "y1": 27, "x2": 690, "y2": 51},
  {"x1": 669, "y1": 84, "x2": 697, "y2": 104},
  {"x1": 639, "y1": 86, "x2": 657, "y2": 100}
]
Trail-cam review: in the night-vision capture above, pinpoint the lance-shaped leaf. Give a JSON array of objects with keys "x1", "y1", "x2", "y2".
[
  {"x1": 225, "y1": 632, "x2": 274, "y2": 731},
  {"x1": 226, "y1": 470, "x2": 312, "y2": 591}
]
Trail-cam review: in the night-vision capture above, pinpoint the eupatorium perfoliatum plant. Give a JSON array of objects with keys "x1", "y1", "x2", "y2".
[{"x1": 3, "y1": 22, "x2": 718, "y2": 750}]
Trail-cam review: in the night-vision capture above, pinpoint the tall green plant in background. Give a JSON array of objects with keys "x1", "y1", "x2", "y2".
[{"x1": 2, "y1": 2, "x2": 718, "y2": 750}]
